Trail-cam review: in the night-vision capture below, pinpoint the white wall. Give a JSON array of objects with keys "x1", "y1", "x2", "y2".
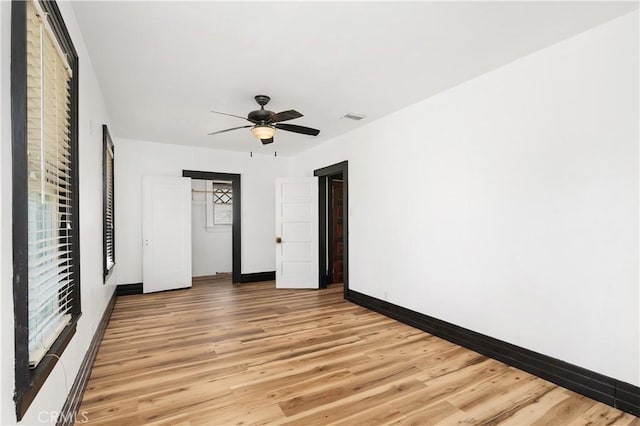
[
  {"x1": 0, "y1": 2, "x2": 117, "y2": 424},
  {"x1": 191, "y1": 179, "x2": 232, "y2": 276},
  {"x1": 292, "y1": 11, "x2": 639, "y2": 386},
  {"x1": 115, "y1": 139, "x2": 290, "y2": 283}
]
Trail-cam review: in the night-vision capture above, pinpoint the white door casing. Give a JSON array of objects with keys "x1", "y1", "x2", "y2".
[
  {"x1": 275, "y1": 177, "x2": 319, "y2": 289},
  {"x1": 143, "y1": 175, "x2": 192, "y2": 293}
]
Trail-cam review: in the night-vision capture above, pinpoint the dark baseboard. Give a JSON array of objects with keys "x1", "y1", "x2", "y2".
[
  {"x1": 346, "y1": 289, "x2": 639, "y2": 417},
  {"x1": 116, "y1": 282, "x2": 143, "y2": 296},
  {"x1": 617, "y1": 382, "x2": 640, "y2": 416},
  {"x1": 56, "y1": 288, "x2": 117, "y2": 426},
  {"x1": 240, "y1": 271, "x2": 276, "y2": 283}
]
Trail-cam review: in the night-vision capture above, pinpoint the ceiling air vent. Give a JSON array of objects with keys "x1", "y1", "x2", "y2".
[{"x1": 342, "y1": 112, "x2": 366, "y2": 121}]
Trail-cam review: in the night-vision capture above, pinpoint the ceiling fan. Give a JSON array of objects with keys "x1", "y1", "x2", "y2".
[{"x1": 208, "y1": 95, "x2": 320, "y2": 145}]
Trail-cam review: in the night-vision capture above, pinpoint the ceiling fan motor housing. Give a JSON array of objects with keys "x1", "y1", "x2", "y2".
[{"x1": 248, "y1": 109, "x2": 274, "y2": 123}]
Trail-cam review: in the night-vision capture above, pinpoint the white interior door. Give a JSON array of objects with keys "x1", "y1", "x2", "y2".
[
  {"x1": 275, "y1": 177, "x2": 319, "y2": 289},
  {"x1": 143, "y1": 175, "x2": 192, "y2": 293}
]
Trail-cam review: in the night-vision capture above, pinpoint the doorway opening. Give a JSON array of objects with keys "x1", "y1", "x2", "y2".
[
  {"x1": 314, "y1": 161, "x2": 348, "y2": 295},
  {"x1": 328, "y1": 175, "x2": 344, "y2": 285},
  {"x1": 190, "y1": 178, "x2": 232, "y2": 282},
  {"x1": 183, "y1": 170, "x2": 241, "y2": 283}
]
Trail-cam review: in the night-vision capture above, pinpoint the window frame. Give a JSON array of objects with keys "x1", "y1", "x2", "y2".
[
  {"x1": 11, "y1": 0, "x2": 81, "y2": 420},
  {"x1": 103, "y1": 124, "x2": 115, "y2": 281}
]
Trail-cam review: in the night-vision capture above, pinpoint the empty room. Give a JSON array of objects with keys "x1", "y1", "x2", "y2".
[{"x1": 0, "y1": 1, "x2": 638, "y2": 425}]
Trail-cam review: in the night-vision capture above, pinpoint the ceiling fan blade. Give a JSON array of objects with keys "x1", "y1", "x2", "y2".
[
  {"x1": 270, "y1": 110, "x2": 303, "y2": 123},
  {"x1": 260, "y1": 137, "x2": 274, "y2": 145},
  {"x1": 275, "y1": 123, "x2": 320, "y2": 136},
  {"x1": 210, "y1": 110, "x2": 250, "y2": 121},
  {"x1": 208, "y1": 125, "x2": 252, "y2": 136}
]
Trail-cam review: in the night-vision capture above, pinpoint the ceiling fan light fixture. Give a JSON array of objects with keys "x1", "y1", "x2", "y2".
[{"x1": 251, "y1": 125, "x2": 275, "y2": 140}]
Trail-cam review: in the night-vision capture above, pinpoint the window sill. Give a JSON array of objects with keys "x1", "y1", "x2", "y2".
[
  {"x1": 16, "y1": 315, "x2": 79, "y2": 420},
  {"x1": 104, "y1": 263, "x2": 115, "y2": 283},
  {"x1": 205, "y1": 225, "x2": 232, "y2": 233}
]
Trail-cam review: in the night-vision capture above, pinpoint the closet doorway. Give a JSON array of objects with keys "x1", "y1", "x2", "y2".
[
  {"x1": 314, "y1": 161, "x2": 348, "y2": 294},
  {"x1": 183, "y1": 170, "x2": 241, "y2": 283}
]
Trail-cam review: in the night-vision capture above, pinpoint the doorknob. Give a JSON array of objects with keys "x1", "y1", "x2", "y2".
[{"x1": 276, "y1": 237, "x2": 282, "y2": 243}]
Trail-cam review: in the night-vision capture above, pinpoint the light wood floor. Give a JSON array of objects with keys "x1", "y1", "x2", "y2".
[{"x1": 77, "y1": 277, "x2": 639, "y2": 425}]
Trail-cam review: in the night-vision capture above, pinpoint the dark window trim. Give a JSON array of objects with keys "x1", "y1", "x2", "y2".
[
  {"x1": 103, "y1": 125, "x2": 115, "y2": 281},
  {"x1": 314, "y1": 161, "x2": 348, "y2": 297},
  {"x1": 182, "y1": 170, "x2": 241, "y2": 283},
  {"x1": 11, "y1": 0, "x2": 81, "y2": 420}
]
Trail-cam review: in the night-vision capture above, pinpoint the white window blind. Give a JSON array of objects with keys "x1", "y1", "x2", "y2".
[
  {"x1": 26, "y1": 0, "x2": 74, "y2": 368},
  {"x1": 105, "y1": 138, "x2": 114, "y2": 273}
]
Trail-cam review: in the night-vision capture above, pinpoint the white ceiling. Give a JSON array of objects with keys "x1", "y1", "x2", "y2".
[{"x1": 71, "y1": 1, "x2": 638, "y2": 156}]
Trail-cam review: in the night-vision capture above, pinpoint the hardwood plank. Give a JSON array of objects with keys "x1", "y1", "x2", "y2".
[
  {"x1": 76, "y1": 278, "x2": 638, "y2": 425},
  {"x1": 279, "y1": 379, "x2": 427, "y2": 425},
  {"x1": 389, "y1": 400, "x2": 464, "y2": 426},
  {"x1": 442, "y1": 369, "x2": 558, "y2": 424},
  {"x1": 567, "y1": 402, "x2": 640, "y2": 426},
  {"x1": 493, "y1": 387, "x2": 571, "y2": 425},
  {"x1": 277, "y1": 362, "x2": 423, "y2": 416},
  {"x1": 528, "y1": 392, "x2": 597, "y2": 426}
]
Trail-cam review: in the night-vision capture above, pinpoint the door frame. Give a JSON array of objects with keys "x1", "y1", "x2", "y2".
[
  {"x1": 314, "y1": 161, "x2": 348, "y2": 296},
  {"x1": 182, "y1": 169, "x2": 241, "y2": 283}
]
